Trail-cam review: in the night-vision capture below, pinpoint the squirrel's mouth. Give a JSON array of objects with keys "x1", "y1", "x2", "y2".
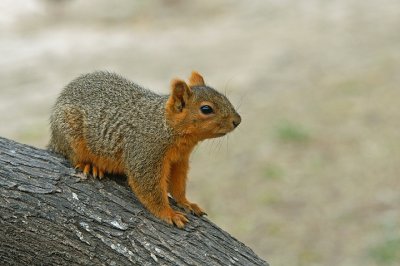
[{"x1": 211, "y1": 132, "x2": 227, "y2": 138}]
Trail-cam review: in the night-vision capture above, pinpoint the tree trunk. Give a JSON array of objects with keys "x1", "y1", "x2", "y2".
[{"x1": 0, "y1": 137, "x2": 267, "y2": 266}]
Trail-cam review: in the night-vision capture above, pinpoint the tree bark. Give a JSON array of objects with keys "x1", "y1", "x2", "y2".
[{"x1": 0, "y1": 137, "x2": 268, "y2": 266}]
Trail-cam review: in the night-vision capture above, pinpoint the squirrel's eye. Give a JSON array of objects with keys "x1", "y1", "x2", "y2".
[{"x1": 200, "y1": 105, "x2": 214, "y2": 115}]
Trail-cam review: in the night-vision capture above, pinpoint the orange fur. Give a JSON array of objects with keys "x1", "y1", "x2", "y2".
[
  {"x1": 64, "y1": 109, "x2": 124, "y2": 177},
  {"x1": 71, "y1": 138, "x2": 124, "y2": 177},
  {"x1": 164, "y1": 136, "x2": 205, "y2": 216},
  {"x1": 189, "y1": 71, "x2": 205, "y2": 86},
  {"x1": 168, "y1": 79, "x2": 192, "y2": 113},
  {"x1": 168, "y1": 160, "x2": 188, "y2": 202}
]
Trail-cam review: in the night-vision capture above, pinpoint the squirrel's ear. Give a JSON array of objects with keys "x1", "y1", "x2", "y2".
[
  {"x1": 188, "y1": 71, "x2": 205, "y2": 87},
  {"x1": 168, "y1": 79, "x2": 192, "y2": 112}
]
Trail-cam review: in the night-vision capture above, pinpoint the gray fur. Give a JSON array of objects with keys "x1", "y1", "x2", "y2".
[{"x1": 49, "y1": 71, "x2": 171, "y2": 176}]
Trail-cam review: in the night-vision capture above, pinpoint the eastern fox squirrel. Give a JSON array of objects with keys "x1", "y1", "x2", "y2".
[{"x1": 49, "y1": 71, "x2": 241, "y2": 228}]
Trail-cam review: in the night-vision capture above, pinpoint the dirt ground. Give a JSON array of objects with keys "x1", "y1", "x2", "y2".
[{"x1": 1, "y1": 0, "x2": 400, "y2": 265}]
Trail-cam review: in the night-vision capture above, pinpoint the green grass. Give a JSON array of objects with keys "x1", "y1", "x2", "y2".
[
  {"x1": 264, "y1": 164, "x2": 284, "y2": 180},
  {"x1": 276, "y1": 121, "x2": 311, "y2": 143},
  {"x1": 369, "y1": 238, "x2": 400, "y2": 265}
]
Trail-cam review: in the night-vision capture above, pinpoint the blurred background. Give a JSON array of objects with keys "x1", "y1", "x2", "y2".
[{"x1": 1, "y1": 0, "x2": 399, "y2": 265}]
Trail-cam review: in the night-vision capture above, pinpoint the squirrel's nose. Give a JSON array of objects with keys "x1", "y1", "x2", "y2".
[{"x1": 232, "y1": 115, "x2": 241, "y2": 128}]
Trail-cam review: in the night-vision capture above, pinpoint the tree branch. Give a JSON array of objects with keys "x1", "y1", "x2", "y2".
[{"x1": 0, "y1": 137, "x2": 267, "y2": 266}]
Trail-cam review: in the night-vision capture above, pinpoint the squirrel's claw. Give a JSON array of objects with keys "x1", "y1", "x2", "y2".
[
  {"x1": 178, "y1": 201, "x2": 207, "y2": 217},
  {"x1": 172, "y1": 211, "x2": 189, "y2": 228},
  {"x1": 75, "y1": 163, "x2": 105, "y2": 179},
  {"x1": 99, "y1": 170, "x2": 105, "y2": 179},
  {"x1": 83, "y1": 164, "x2": 91, "y2": 177},
  {"x1": 88, "y1": 165, "x2": 105, "y2": 179},
  {"x1": 92, "y1": 166, "x2": 98, "y2": 178},
  {"x1": 161, "y1": 209, "x2": 189, "y2": 228},
  {"x1": 189, "y1": 203, "x2": 207, "y2": 217}
]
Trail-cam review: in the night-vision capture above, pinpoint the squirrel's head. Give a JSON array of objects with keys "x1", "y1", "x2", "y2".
[{"x1": 166, "y1": 71, "x2": 241, "y2": 140}]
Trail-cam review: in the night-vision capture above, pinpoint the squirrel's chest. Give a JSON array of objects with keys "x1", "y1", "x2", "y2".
[{"x1": 164, "y1": 138, "x2": 198, "y2": 163}]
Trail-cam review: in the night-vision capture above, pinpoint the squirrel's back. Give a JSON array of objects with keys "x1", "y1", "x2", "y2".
[
  {"x1": 56, "y1": 71, "x2": 165, "y2": 113},
  {"x1": 49, "y1": 71, "x2": 171, "y2": 160}
]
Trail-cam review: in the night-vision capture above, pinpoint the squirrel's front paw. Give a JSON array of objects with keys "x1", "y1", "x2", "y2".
[
  {"x1": 159, "y1": 209, "x2": 189, "y2": 228},
  {"x1": 178, "y1": 201, "x2": 207, "y2": 217}
]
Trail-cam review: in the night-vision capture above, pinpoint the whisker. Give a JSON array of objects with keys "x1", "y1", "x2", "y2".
[
  {"x1": 224, "y1": 75, "x2": 238, "y2": 98},
  {"x1": 236, "y1": 93, "x2": 247, "y2": 111},
  {"x1": 208, "y1": 139, "x2": 215, "y2": 154},
  {"x1": 212, "y1": 138, "x2": 219, "y2": 154},
  {"x1": 226, "y1": 134, "x2": 229, "y2": 154},
  {"x1": 217, "y1": 138, "x2": 223, "y2": 152}
]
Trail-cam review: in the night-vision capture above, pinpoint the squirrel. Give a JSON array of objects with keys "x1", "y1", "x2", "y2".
[{"x1": 49, "y1": 71, "x2": 241, "y2": 228}]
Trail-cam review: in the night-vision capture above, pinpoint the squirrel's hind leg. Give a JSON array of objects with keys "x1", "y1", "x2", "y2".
[{"x1": 75, "y1": 163, "x2": 104, "y2": 179}]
